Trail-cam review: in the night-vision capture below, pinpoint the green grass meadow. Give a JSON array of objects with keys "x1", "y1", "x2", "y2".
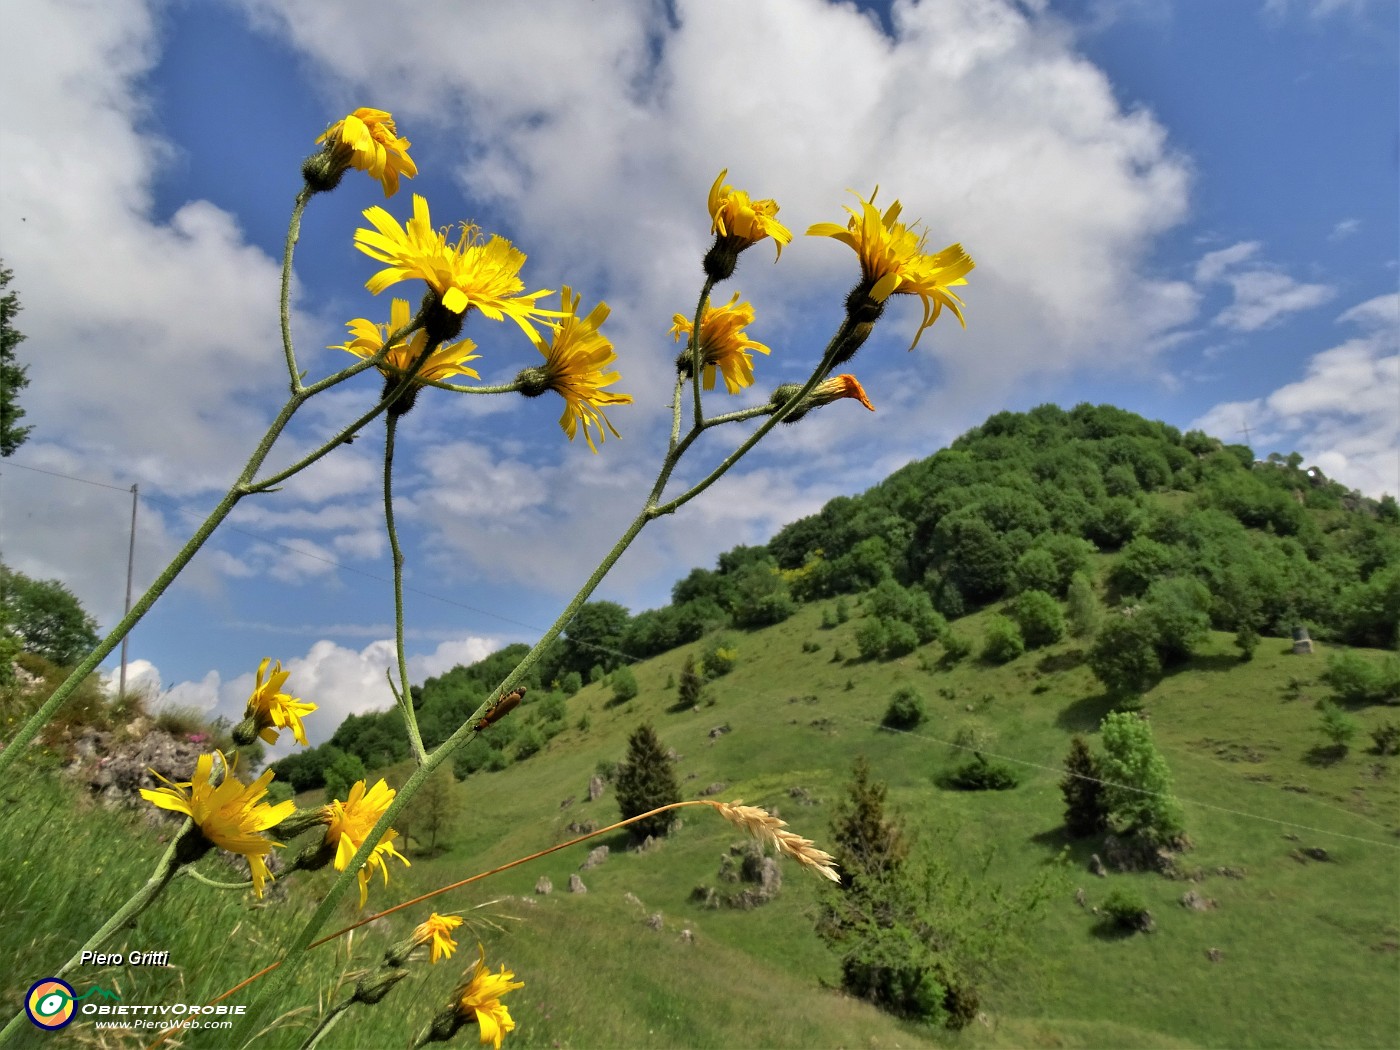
[{"x1": 3, "y1": 596, "x2": 1398, "y2": 1047}]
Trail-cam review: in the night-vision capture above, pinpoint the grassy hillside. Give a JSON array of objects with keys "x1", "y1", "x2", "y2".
[{"x1": 6, "y1": 595, "x2": 1396, "y2": 1047}]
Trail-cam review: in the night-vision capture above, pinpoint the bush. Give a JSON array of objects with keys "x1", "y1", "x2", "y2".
[
  {"x1": 1099, "y1": 711, "x2": 1184, "y2": 843},
  {"x1": 1317, "y1": 700, "x2": 1359, "y2": 750},
  {"x1": 1066, "y1": 571, "x2": 1102, "y2": 639},
  {"x1": 1101, "y1": 886, "x2": 1152, "y2": 932},
  {"x1": 702, "y1": 635, "x2": 738, "y2": 678},
  {"x1": 1322, "y1": 650, "x2": 1400, "y2": 705},
  {"x1": 1370, "y1": 721, "x2": 1400, "y2": 756},
  {"x1": 946, "y1": 754, "x2": 1020, "y2": 791},
  {"x1": 941, "y1": 632, "x2": 972, "y2": 664},
  {"x1": 560, "y1": 671, "x2": 583, "y2": 695},
  {"x1": 855, "y1": 618, "x2": 892, "y2": 661},
  {"x1": 883, "y1": 687, "x2": 927, "y2": 731},
  {"x1": 885, "y1": 619, "x2": 920, "y2": 658},
  {"x1": 611, "y1": 665, "x2": 639, "y2": 704},
  {"x1": 1089, "y1": 615, "x2": 1162, "y2": 697},
  {"x1": 1012, "y1": 589, "x2": 1065, "y2": 649},
  {"x1": 980, "y1": 615, "x2": 1024, "y2": 664},
  {"x1": 514, "y1": 726, "x2": 545, "y2": 760}
]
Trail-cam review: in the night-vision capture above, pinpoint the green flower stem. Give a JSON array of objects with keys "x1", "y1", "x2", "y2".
[
  {"x1": 301, "y1": 998, "x2": 353, "y2": 1050},
  {"x1": 384, "y1": 413, "x2": 427, "y2": 764},
  {"x1": 280, "y1": 189, "x2": 312, "y2": 391},
  {"x1": 667, "y1": 375, "x2": 686, "y2": 457},
  {"x1": 652, "y1": 314, "x2": 856, "y2": 519},
  {"x1": 413, "y1": 378, "x2": 522, "y2": 395},
  {"x1": 688, "y1": 278, "x2": 715, "y2": 426},
  {"x1": 0, "y1": 821, "x2": 191, "y2": 1044},
  {"x1": 178, "y1": 867, "x2": 254, "y2": 892}
]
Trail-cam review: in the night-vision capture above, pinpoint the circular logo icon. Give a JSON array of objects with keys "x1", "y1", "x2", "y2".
[{"x1": 25, "y1": 979, "x2": 76, "y2": 1030}]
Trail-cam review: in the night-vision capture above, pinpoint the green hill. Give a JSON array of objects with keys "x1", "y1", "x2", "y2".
[{"x1": 5, "y1": 403, "x2": 1398, "y2": 1048}]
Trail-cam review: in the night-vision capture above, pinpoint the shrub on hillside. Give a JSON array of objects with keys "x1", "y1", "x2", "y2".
[
  {"x1": 946, "y1": 754, "x2": 1020, "y2": 791},
  {"x1": 1316, "y1": 700, "x2": 1358, "y2": 751},
  {"x1": 610, "y1": 665, "x2": 639, "y2": 704},
  {"x1": 1101, "y1": 886, "x2": 1153, "y2": 933},
  {"x1": 882, "y1": 687, "x2": 927, "y2": 731},
  {"x1": 1322, "y1": 650, "x2": 1400, "y2": 705},
  {"x1": 980, "y1": 615, "x2": 1024, "y2": 664},
  {"x1": 702, "y1": 635, "x2": 738, "y2": 678},
  {"x1": 1089, "y1": 615, "x2": 1162, "y2": 697},
  {"x1": 1012, "y1": 589, "x2": 1065, "y2": 648}
]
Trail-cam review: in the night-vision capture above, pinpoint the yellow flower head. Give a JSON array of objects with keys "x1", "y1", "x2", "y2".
[
  {"x1": 708, "y1": 169, "x2": 792, "y2": 261},
  {"x1": 355, "y1": 195, "x2": 559, "y2": 339},
  {"x1": 333, "y1": 298, "x2": 481, "y2": 385},
  {"x1": 811, "y1": 373, "x2": 875, "y2": 412},
  {"x1": 321, "y1": 779, "x2": 411, "y2": 908},
  {"x1": 807, "y1": 188, "x2": 974, "y2": 349},
  {"x1": 455, "y1": 944, "x2": 525, "y2": 1050},
  {"x1": 243, "y1": 657, "x2": 317, "y2": 747},
  {"x1": 139, "y1": 752, "x2": 295, "y2": 898},
  {"x1": 315, "y1": 108, "x2": 418, "y2": 197},
  {"x1": 414, "y1": 913, "x2": 464, "y2": 964},
  {"x1": 670, "y1": 293, "x2": 772, "y2": 394},
  {"x1": 528, "y1": 286, "x2": 631, "y2": 453}
]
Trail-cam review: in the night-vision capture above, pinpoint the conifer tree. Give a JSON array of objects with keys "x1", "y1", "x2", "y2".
[
  {"x1": 615, "y1": 722, "x2": 681, "y2": 840},
  {"x1": 677, "y1": 654, "x2": 703, "y2": 709},
  {"x1": 1060, "y1": 735, "x2": 1107, "y2": 837},
  {"x1": 0, "y1": 263, "x2": 31, "y2": 456},
  {"x1": 828, "y1": 755, "x2": 908, "y2": 890}
]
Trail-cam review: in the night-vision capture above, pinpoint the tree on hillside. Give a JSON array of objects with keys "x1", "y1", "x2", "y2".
[
  {"x1": 1098, "y1": 712, "x2": 1185, "y2": 845},
  {"x1": 1066, "y1": 572, "x2": 1102, "y2": 638},
  {"x1": 1088, "y1": 615, "x2": 1161, "y2": 698},
  {"x1": 1060, "y1": 736, "x2": 1107, "y2": 837},
  {"x1": 610, "y1": 664, "x2": 639, "y2": 704},
  {"x1": 677, "y1": 654, "x2": 704, "y2": 709},
  {"x1": 0, "y1": 263, "x2": 32, "y2": 456},
  {"x1": 819, "y1": 757, "x2": 1058, "y2": 1029},
  {"x1": 0, "y1": 565, "x2": 99, "y2": 666},
  {"x1": 828, "y1": 756, "x2": 908, "y2": 890},
  {"x1": 615, "y1": 722, "x2": 681, "y2": 840},
  {"x1": 556, "y1": 601, "x2": 631, "y2": 678}
]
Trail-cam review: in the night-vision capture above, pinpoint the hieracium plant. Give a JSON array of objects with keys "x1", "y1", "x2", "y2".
[{"x1": 0, "y1": 107, "x2": 973, "y2": 1047}]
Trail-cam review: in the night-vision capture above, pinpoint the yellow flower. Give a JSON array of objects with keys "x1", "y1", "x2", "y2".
[
  {"x1": 140, "y1": 752, "x2": 295, "y2": 898},
  {"x1": 455, "y1": 945, "x2": 524, "y2": 1049},
  {"x1": 315, "y1": 108, "x2": 418, "y2": 197},
  {"x1": 321, "y1": 779, "x2": 411, "y2": 908},
  {"x1": 670, "y1": 293, "x2": 772, "y2": 393},
  {"x1": 355, "y1": 195, "x2": 558, "y2": 338},
  {"x1": 811, "y1": 373, "x2": 875, "y2": 412},
  {"x1": 244, "y1": 658, "x2": 317, "y2": 747},
  {"x1": 528, "y1": 287, "x2": 631, "y2": 452},
  {"x1": 333, "y1": 298, "x2": 481, "y2": 384},
  {"x1": 708, "y1": 169, "x2": 792, "y2": 261},
  {"x1": 414, "y1": 913, "x2": 464, "y2": 964},
  {"x1": 807, "y1": 189, "x2": 974, "y2": 348}
]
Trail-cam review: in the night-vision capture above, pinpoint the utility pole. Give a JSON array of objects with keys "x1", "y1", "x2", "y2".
[
  {"x1": 1238, "y1": 420, "x2": 1254, "y2": 446},
  {"x1": 118, "y1": 483, "x2": 137, "y2": 698}
]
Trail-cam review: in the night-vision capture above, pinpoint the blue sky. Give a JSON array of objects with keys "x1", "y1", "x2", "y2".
[{"x1": 0, "y1": 0, "x2": 1395, "y2": 755}]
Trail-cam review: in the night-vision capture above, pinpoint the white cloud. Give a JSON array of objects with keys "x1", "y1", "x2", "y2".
[
  {"x1": 1263, "y1": 0, "x2": 1371, "y2": 19},
  {"x1": 1190, "y1": 293, "x2": 1400, "y2": 497},
  {"x1": 1195, "y1": 241, "x2": 1261, "y2": 283},
  {"x1": 1329, "y1": 218, "x2": 1361, "y2": 240},
  {"x1": 1193, "y1": 241, "x2": 1335, "y2": 332}
]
